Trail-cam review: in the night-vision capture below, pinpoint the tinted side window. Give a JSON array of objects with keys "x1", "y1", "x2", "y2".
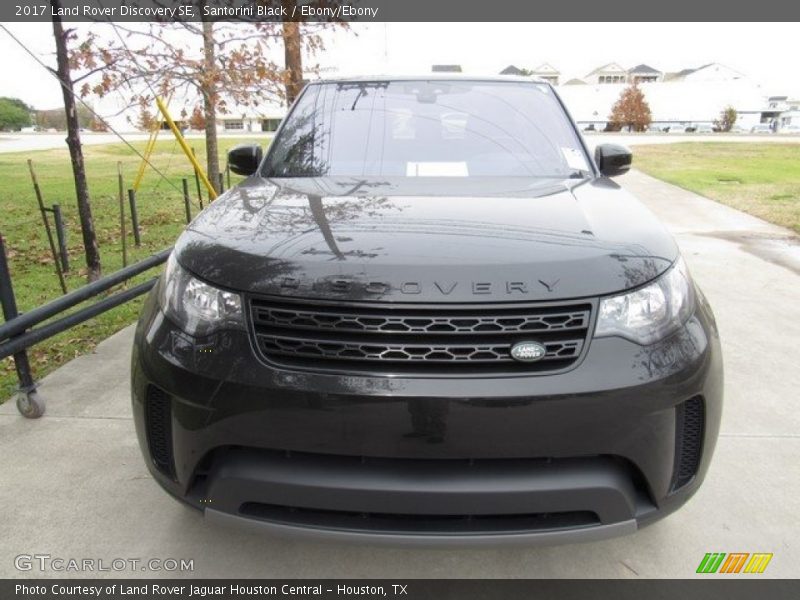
[{"x1": 264, "y1": 84, "x2": 322, "y2": 177}]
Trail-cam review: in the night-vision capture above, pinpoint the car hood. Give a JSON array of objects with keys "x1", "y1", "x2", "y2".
[{"x1": 175, "y1": 176, "x2": 678, "y2": 302}]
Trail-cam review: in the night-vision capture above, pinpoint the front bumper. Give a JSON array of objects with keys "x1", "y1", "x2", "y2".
[{"x1": 131, "y1": 288, "x2": 723, "y2": 545}]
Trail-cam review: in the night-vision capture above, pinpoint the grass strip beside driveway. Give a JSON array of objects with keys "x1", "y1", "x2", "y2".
[
  {"x1": 0, "y1": 136, "x2": 268, "y2": 401},
  {"x1": 634, "y1": 142, "x2": 800, "y2": 234}
]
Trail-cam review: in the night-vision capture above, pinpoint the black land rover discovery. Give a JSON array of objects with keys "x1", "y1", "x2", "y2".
[{"x1": 131, "y1": 76, "x2": 723, "y2": 545}]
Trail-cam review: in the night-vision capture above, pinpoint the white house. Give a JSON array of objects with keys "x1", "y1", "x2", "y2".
[
  {"x1": 552, "y1": 61, "x2": 785, "y2": 131},
  {"x1": 671, "y1": 63, "x2": 746, "y2": 83},
  {"x1": 584, "y1": 63, "x2": 629, "y2": 85},
  {"x1": 781, "y1": 98, "x2": 800, "y2": 128},
  {"x1": 531, "y1": 63, "x2": 560, "y2": 85},
  {"x1": 557, "y1": 78, "x2": 770, "y2": 131},
  {"x1": 628, "y1": 64, "x2": 662, "y2": 84},
  {"x1": 215, "y1": 110, "x2": 284, "y2": 134}
]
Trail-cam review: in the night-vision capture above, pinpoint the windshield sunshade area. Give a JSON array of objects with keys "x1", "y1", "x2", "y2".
[{"x1": 263, "y1": 80, "x2": 591, "y2": 179}]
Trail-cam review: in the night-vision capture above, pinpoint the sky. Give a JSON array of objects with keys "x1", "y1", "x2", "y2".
[{"x1": 1, "y1": 21, "x2": 799, "y2": 115}]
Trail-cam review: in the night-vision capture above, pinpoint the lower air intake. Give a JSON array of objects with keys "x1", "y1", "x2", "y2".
[
  {"x1": 239, "y1": 502, "x2": 600, "y2": 535},
  {"x1": 145, "y1": 385, "x2": 175, "y2": 480},
  {"x1": 672, "y1": 396, "x2": 705, "y2": 491}
]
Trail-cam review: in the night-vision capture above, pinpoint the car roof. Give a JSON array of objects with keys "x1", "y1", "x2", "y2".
[{"x1": 311, "y1": 74, "x2": 550, "y2": 85}]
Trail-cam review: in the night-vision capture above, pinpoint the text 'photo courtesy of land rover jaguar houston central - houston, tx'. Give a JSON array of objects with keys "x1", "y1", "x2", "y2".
[{"x1": 131, "y1": 76, "x2": 723, "y2": 545}]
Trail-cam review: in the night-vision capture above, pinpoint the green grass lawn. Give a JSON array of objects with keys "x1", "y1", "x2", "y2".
[
  {"x1": 634, "y1": 143, "x2": 800, "y2": 234},
  {"x1": 0, "y1": 134, "x2": 270, "y2": 401}
]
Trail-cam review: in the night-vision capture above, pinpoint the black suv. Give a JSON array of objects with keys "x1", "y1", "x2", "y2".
[{"x1": 132, "y1": 77, "x2": 723, "y2": 545}]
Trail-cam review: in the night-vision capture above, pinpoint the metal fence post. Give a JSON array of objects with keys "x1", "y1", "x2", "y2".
[
  {"x1": 191, "y1": 147, "x2": 204, "y2": 209},
  {"x1": 117, "y1": 162, "x2": 128, "y2": 268},
  {"x1": 0, "y1": 234, "x2": 45, "y2": 418},
  {"x1": 218, "y1": 172, "x2": 225, "y2": 194},
  {"x1": 51, "y1": 204, "x2": 69, "y2": 273},
  {"x1": 28, "y1": 159, "x2": 67, "y2": 294},
  {"x1": 182, "y1": 178, "x2": 192, "y2": 223},
  {"x1": 127, "y1": 189, "x2": 141, "y2": 247}
]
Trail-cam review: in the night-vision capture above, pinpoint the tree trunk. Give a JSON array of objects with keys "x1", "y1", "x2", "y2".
[
  {"x1": 201, "y1": 18, "x2": 220, "y2": 194},
  {"x1": 51, "y1": 0, "x2": 101, "y2": 282},
  {"x1": 282, "y1": 8, "x2": 304, "y2": 105}
]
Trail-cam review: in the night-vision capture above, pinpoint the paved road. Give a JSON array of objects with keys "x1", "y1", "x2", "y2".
[
  {"x1": 0, "y1": 133, "x2": 151, "y2": 154},
  {"x1": 1, "y1": 170, "x2": 798, "y2": 578},
  {"x1": 585, "y1": 132, "x2": 800, "y2": 148},
  {"x1": 2, "y1": 131, "x2": 799, "y2": 154},
  {"x1": 0, "y1": 132, "x2": 273, "y2": 154}
]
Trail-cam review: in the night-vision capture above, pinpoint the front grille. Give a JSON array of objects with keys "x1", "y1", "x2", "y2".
[
  {"x1": 145, "y1": 385, "x2": 175, "y2": 480},
  {"x1": 671, "y1": 396, "x2": 705, "y2": 491},
  {"x1": 248, "y1": 296, "x2": 594, "y2": 375}
]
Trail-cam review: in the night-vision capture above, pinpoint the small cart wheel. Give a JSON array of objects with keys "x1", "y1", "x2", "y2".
[{"x1": 17, "y1": 391, "x2": 45, "y2": 419}]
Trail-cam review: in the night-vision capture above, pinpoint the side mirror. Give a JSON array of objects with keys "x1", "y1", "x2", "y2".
[
  {"x1": 594, "y1": 144, "x2": 632, "y2": 177},
  {"x1": 227, "y1": 144, "x2": 263, "y2": 176}
]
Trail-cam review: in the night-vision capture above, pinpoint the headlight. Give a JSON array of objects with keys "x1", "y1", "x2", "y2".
[
  {"x1": 595, "y1": 257, "x2": 694, "y2": 345},
  {"x1": 159, "y1": 253, "x2": 243, "y2": 336}
]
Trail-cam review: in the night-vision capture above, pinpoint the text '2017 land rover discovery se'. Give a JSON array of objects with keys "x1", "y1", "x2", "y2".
[{"x1": 132, "y1": 76, "x2": 723, "y2": 545}]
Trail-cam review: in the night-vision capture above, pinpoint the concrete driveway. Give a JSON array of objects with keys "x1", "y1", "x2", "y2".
[{"x1": 1, "y1": 170, "x2": 798, "y2": 578}]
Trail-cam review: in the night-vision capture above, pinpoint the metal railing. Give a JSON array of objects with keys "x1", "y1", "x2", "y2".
[{"x1": 0, "y1": 233, "x2": 171, "y2": 418}]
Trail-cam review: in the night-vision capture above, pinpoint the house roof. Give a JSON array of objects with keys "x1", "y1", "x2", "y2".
[
  {"x1": 664, "y1": 68, "x2": 700, "y2": 81},
  {"x1": 431, "y1": 64, "x2": 463, "y2": 73},
  {"x1": 585, "y1": 62, "x2": 627, "y2": 77},
  {"x1": 629, "y1": 63, "x2": 661, "y2": 74},
  {"x1": 664, "y1": 63, "x2": 744, "y2": 83},
  {"x1": 532, "y1": 62, "x2": 559, "y2": 74},
  {"x1": 563, "y1": 78, "x2": 587, "y2": 85},
  {"x1": 500, "y1": 65, "x2": 525, "y2": 76}
]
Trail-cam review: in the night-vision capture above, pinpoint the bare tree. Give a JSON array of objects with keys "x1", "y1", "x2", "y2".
[
  {"x1": 201, "y1": 17, "x2": 221, "y2": 191},
  {"x1": 282, "y1": 0, "x2": 304, "y2": 104},
  {"x1": 282, "y1": 21, "x2": 304, "y2": 104},
  {"x1": 51, "y1": 0, "x2": 102, "y2": 281},
  {"x1": 70, "y1": 5, "x2": 344, "y2": 193}
]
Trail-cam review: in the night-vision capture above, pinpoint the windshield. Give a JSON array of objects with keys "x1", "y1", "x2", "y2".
[{"x1": 262, "y1": 80, "x2": 591, "y2": 179}]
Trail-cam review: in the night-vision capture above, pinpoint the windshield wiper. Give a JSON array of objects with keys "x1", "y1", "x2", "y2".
[
  {"x1": 336, "y1": 81, "x2": 390, "y2": 111},
  {"x1": 351, "y1": 88, "x2": 367, "y2": 111}
]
